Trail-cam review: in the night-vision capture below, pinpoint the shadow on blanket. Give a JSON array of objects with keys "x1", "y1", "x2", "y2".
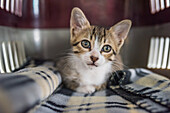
[{"x1": 0, "y1": 61, "x2": 170, "y2": 113}]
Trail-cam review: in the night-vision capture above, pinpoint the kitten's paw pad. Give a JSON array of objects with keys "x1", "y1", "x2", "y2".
[{"x1": 76, "y1": 86, "x2": 95, "y2": 94}]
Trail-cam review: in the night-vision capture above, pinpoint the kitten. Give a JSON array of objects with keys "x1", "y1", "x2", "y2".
[{"x1": 57, "y1": 7, "x2": 131, "y2": 93}]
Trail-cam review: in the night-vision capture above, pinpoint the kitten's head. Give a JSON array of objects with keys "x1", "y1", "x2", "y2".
[{"x1": 70, "y1": 7, "x2": 131, "y2": 68}]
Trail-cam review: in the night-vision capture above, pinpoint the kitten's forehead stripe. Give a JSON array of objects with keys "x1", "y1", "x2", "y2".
[
  {"x1": 104, "y1": 38, "x2": 106, "y2": 43},
  {"x1": 90, "y1": 35, "x2": 92, "y2": 40},
  {"x1": 90, "y1": 27, "x2": 95, "y2": 40},
  {"x1": 91, "y1": 26, "x2": 106, "y2": 43},
  {"x1": 103, "y1": 29, "x2": 106, "y2": 43},
  {"x1": 103, "y1": 29, "x2": 106, "y2": 37},
  {"x1": 92, "y1": 27, "x2": 96, "y2": 35}
]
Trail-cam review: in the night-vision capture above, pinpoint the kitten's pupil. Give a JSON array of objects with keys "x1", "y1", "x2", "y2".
[{"x1": 81, "y1": 40, "x2": 91, "y2": 48}]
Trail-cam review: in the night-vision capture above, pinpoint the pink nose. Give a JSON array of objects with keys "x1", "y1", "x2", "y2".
[{"x1": 90, "y1": 56, "x2": 99, "y2": 62}]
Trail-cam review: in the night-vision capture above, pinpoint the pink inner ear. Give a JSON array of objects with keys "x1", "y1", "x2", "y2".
[
  {"x1": 73, "y1": 17, "x2": 89, "y2": 29},
  {"x1": 117, "y1": 30, "x2": 125, "y2": 39},
  {"x1": 72, "y1": 16, "x2": 82, "y2": 28},
  {"x1": 72, "y1": 23, "x2": 81, "y2": 29},
  {"x1": 71, "y1": 9, "x2": 90, "y2": 30},
  {"x1": 115, "y1": 24, "x2": 129, "y2": 39}
]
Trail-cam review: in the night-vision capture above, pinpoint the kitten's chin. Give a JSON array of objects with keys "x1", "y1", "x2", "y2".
[
  {"x1": 86, "y1": 63, "x2": 102, "y2": 69},
  {"x1": 87, "y1": 64, "x2": 98, "y2": 67},
  {"x1": 88, "y1": 65, "x2": 97, "y2": 70}
]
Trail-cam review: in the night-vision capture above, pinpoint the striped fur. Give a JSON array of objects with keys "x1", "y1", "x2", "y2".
[{"x1": 71, "y1": 26, "x2": 118, "y2": 61}]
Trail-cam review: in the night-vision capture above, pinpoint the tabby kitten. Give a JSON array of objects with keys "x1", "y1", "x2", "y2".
[{"x1": 57, "y1": 7, "x2": 131, "y2": 93}]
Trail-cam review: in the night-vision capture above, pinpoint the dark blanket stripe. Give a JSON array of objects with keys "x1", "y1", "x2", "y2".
[
  {"x1": 46, "y1": 100, "x2": 129, "y2": 109},
  {"x1": 41, "y1": 104, "x2": 63, "y2": 112},
  {"x1": 42, "y1": 103, "x2": 132, "y2": 112},
  {"x1": 77, "y1": 105, "x2": 131, "y2": 111},
  {"x1": 35, "y1": 71, "x2": 52, "y2": 93},
  {"x1": 46, "y1": 101, "x2": 66, "y2": 108},
  {"x1": 40, "y1": 71, "x2": 54, "y2": 89}
]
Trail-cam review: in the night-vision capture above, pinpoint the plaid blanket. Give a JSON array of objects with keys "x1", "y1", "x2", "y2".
[
  {"x1": 0, "y1": 61, "x2": 170, "y2": 113},
  {"x1": 0, "y1": 63, "x2": 61, "y2": 113},
  {"x1": 30, "y1": 69, "x2": 170, "y2": 113}
]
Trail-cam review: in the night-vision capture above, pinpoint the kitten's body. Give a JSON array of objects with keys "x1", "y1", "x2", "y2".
[
  {"x1": 57, "y1": 52, "x2": 122, "y2": 93},
  {"x1": 57, "y1": 8, "x2": 131, "y2": 93}
]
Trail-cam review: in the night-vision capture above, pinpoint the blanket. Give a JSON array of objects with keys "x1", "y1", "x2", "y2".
[
  {"x1": 0, "y1": 61, "x2": 169, "y2": 113},
  {"x1": 0, "y1": 62, "x2": 62, "y2": 113},
  {"x1": 30, "y1": 69, "x2": 170, "y2": 113}
]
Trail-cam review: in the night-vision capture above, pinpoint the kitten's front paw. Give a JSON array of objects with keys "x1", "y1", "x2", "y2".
[{"x1": 76, "y1": 85, "x2": 95, "y2": 94}]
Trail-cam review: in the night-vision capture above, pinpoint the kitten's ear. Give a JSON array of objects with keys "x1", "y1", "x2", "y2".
[
  {"x1": 70, "y1": 7, "x2": 90, "y2": 36},
  {"x1": 109, "y1": 20, "x2": 132, "y2": 48}
]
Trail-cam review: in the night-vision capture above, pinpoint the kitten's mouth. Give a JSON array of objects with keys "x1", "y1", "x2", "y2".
[{"x1": 87, "y1": 63, "x2": 98, "y2": 67}]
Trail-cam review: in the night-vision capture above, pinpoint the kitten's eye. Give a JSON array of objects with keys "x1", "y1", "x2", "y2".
[
  {"x1": 81, "y1": 40, "x2": 91, "y2": 48},
  {"x1": 102, "y1": 45, "x2": 112, "y2": 53}
]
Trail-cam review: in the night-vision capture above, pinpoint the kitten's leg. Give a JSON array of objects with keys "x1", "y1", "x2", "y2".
[
  {"x1": 76, "y1": 85, "x2": 95, "y2": 94},
  {"x1": 95, "y1": 82, "x2": 107, "y2": 91},
  {"x1": 63, "y1": 79, "x2": 79, "y2": 91}
]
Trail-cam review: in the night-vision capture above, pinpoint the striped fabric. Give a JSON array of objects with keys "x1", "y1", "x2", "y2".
[
  {"x1": 0, "y1": 63, "x2": 61, "y2": 113},
  {"x1": 0, "y1": 61, "x2": 170, "y2": 113},
  {"x1": 30, "y1": 68, "x2": 170, "y2": 113},
  {"x1": 30, "y1": 88, "x2": 147, "y2": 113},
  {"x1": 109, "y1": 69, "x2": 170, "y2": 113}
]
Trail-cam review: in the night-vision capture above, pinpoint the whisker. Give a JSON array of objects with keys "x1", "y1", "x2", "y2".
[
  {"x1": 112, "y1": 63, "x2": 123, "y2": 70},
  {"x1": 55, "y1": 48, "x2": 73, "y2": 58},
  {"x1": 112, "y1": 60, "x2": 129, "y2": 69}
]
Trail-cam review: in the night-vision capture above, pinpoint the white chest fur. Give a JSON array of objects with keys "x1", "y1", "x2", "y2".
[{"x1": 74, "y1": 59, "x2": 112, "y2": 86}]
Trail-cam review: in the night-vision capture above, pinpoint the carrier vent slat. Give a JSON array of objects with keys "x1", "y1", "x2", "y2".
[
  {"x1": 150, "y1": 0, "x2": 170, "y2": 14},
  {"x1": 0, "y1": 0, "x2": 22, "y2": 17},
  {"x1": 157, "y1": 37, "x2": 164, "y2": 68},
  {"x1": 147, "y1": 37, "x2": 170, "y2": 69},
  {"x1": 0, "y1": 41, "x2": 27, "y2": 73},
  {"x1": 147, "y1": 37, "x2": 155, "y2": 68},
  {"x1": 162, "y1": 37, "x2": 169, "y2": 69}
]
